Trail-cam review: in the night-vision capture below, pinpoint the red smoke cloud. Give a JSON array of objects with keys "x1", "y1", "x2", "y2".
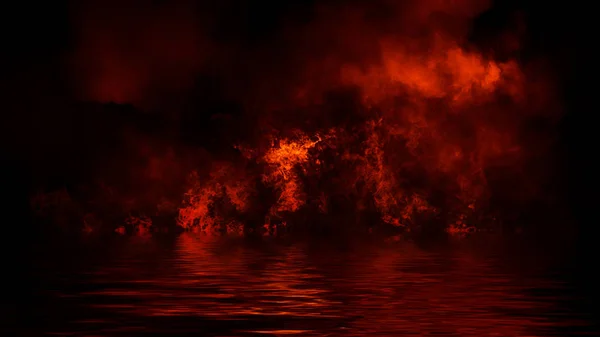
[
  {"x1": 70, "y1": 0, "x2": 210, "y2": 109},
  {"x1": 69, "y1": 0, "x2": 520, "y2": 111},
  {"x1": 53, "y1": 1, "x2": 563, "y2": 235}
]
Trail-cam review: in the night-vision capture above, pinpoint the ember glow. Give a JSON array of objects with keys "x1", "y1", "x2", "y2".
[
  {"x1": 178, "y1": 163, "x2": 253, "y2": 234},
  {"x1": 31, "y1": 0, "x2": 561, "y2": 236},
  {"x1": 262, "y1": 133, "x2": 322, "y2": 214}
]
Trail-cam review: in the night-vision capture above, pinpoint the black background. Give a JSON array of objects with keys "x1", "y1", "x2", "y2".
[
  {"x1": 0, "y1": 0, "x2": 597, "y2": 274},
  {"x1": 0, "y1": 0, "x2": 599, "y2": 331}
]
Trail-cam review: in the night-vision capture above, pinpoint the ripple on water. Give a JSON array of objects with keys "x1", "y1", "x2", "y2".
[{"x1": 20, "y1": 234, "x2": 598, "y2": 336}]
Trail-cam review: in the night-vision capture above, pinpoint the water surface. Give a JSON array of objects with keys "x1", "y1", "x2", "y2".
[{"x1": 7, "y1": 233, "x2": 597, "y2": 336}]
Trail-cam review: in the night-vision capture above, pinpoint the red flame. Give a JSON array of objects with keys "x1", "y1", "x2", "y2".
[{"x1": 33, "y1": 0, "x2": 562, "y2": 235}]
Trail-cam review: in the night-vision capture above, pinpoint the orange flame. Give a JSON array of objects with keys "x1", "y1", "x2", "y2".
[{"x1": 34, "y1": 1, "x2": 560, "y2": 236}]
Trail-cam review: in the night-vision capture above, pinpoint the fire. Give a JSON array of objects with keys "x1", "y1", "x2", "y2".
[
  {"x1": 178, "y1": 163, "x2": 253, "y2": 234},
  {"x1": 350, "y1": 119, "x2": 434, "y2": 228},
  {"x1": 32, "y1": 1, "x2": 561, "y2": 236},
  {"x1": 262, "y1": 132, "x2": 322, "y2": 215}
]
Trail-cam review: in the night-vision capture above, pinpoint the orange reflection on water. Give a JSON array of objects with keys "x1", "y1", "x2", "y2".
[{"x1": 57, "y1": 234, "x2": 589, "y2": 336}]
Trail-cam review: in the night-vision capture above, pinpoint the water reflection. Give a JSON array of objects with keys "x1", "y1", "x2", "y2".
[{"x1": 24, "y1": 234, "x2": 596, "y2": 336}]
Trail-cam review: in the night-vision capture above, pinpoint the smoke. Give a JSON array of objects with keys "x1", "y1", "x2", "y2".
[
  {"x1": 69, "y1": 0, "x2": 212, "y2": 110},
  {"x1": 68, "y1": 1, "x2": 503, "y2": 111},
  {"x1": 43, "y1": 0, "x2": 564, "y2": 235}
]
